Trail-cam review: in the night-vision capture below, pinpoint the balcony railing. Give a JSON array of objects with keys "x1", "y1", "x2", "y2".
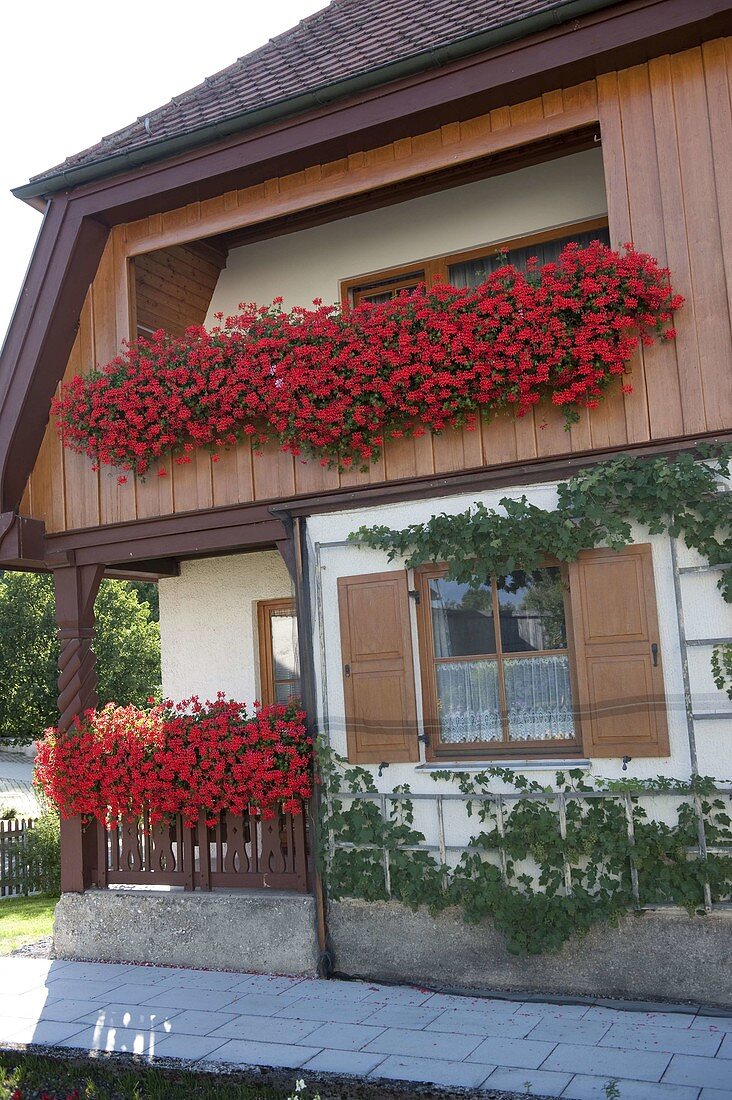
[{"x1": 65, "y1": 807, "x2": 309, "y2": 894}]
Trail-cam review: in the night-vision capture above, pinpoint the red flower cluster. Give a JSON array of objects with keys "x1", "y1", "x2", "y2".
[
  {"x1": 52, "y1": 242, "x2": 683, "y2": 474},
  {"x1": 34, "y1": 696, "x2": 313, "y2": 827}
]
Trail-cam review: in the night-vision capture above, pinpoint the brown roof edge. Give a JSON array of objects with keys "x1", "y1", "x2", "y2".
[
  {"x1": 1, "y1": 0, "x2": 729, "y2": 517},
  {"x1": 17, "y1": 0, "x2": 620, "y2": 200}
]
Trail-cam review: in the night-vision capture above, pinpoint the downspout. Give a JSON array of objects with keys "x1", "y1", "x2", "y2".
[{"x1": 276, "y1": 507, "x2": 334, "y2": 977}]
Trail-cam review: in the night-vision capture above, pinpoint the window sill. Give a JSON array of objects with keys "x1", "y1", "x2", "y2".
[{"x1": 416, "y1": 759, "x2": 591, "y2": 772}]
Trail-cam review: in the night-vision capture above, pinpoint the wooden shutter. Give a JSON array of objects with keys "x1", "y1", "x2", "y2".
[
  {"x1": 568, "y1": 544, "x2": 669, "y2": 758},
  {"x1": 337, "y1": 571, "x2": 419, "y2": 764}
]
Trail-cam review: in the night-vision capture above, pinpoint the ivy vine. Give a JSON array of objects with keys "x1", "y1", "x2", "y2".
[
  {"x1": 351, "y1": 444, "x2": 732, "y2": 601},
  {"x1": 318, "y1": 745, "x2": 732, "y2": 955},
  {"x1": 712, "y1": 644, "x2": 732, "y2": 700}
]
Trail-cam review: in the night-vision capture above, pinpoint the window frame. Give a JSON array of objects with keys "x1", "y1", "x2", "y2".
[
  {"x1": 340, "y1": 216, "x2": 609, "y2": 306},
  {"x1": 256, "y1": 597, "x2": 300, "y2": 707},
  {"x1": 414, "y1": 561, "x2": 584, "y2": 761}
]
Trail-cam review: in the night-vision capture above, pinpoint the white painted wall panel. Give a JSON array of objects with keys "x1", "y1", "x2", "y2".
[
  {"x1": 304, "y1": 482, "x2": 732, "y2": 793},
  {"x1": 159, "y1": 551, "x2": 293, "y2": 705},
  {"x1": 206, "y1": 149, "x2": 607, "y2": 317}
]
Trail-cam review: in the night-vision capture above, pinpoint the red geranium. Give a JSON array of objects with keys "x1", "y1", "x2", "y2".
[
  {"x1": 52, "y1": 241, "x2": 683, "y2": 475},
  {"x1": 34, "y1": 696, "x2": 312, "y2": 827}
]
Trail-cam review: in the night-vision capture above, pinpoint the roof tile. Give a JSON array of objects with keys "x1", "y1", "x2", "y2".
[{"x1": 30, "y1": 0, "x2": 590, "y2": 184}]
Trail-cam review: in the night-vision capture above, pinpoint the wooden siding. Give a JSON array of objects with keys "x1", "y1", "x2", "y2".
[
  {"x1": 24, "y1": 42, "x2": 732, "y2": 535},
  {"x1": 134, "y1": 242, "x2": 227, "y2": 337}
]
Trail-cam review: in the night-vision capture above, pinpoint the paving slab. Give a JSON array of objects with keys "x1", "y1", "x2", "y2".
[
  {"x1": 302, "y1": 1049, "x2": 387, "y2": 1075},
  {"x1": 362, "y1": 1025, "x2": 482, "y2": 1062},
  {"x1": 481, "y1": 1066, "x2": 574, "y2": 1094},
  {"x1": 294, "y1": 1021, "x2": 386, "y2": 1050},
  {"x1": 205, "y1": 1038, "x2": 320, "y2": 1068},
  {"x1": 543, "y1": 1041, "x2": 672, "y2": 1081},
  {"x1": 427, "y1": 1010, "x2": 544, "y2": 1038},
  {"x1": 466, "y1": 1034, "x2": 556, "y2": 1069},
  {"x1": 1, "y1": 955, "x2": 730, "y2": 1097},
  {"x1": 371, "y1": 1054, "x2": 492, "y2": 1088},
  {"x1": 208, "y1": 1014, "x2": 319, "y2": 1044},
  {"x1": 664, "y1": 1053, "x2": 732, "y2": 1090},
  {"x1": 563, "y1": 1075, "x2": 700, "y2": 1099}
]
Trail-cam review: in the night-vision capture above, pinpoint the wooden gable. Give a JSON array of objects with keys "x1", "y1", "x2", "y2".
[{"x1": 22, "y1": 41, "x2": 732, "y2": 535}]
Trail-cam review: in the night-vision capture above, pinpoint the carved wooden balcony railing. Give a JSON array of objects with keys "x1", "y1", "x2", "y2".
[{"x1": 63, "y1": 806, "x2": 309, "y2": 894}]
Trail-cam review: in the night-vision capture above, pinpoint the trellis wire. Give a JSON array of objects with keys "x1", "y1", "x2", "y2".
[{"x1": 325, "y1": 786, "x2": 732, "y2": 912}]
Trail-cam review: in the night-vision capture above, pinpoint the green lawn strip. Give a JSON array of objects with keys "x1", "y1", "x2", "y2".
[
  {"x1": 0, "y1": 896, "x2": 58, "y2": 956},
  {"x1": 0, "y1": 1052, "x2": 293, "y2": 1100}
]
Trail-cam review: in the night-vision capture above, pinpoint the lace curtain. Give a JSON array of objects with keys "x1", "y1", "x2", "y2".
[{"x1": 436, "y1": 655, "x2": 575, "y2": 744}]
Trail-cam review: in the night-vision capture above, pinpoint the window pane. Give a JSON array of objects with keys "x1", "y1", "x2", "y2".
[
  {"x1": 429, "y1": 578, "x2": 496, "y2": 657},
  {"x1": 497, "y1": 568, "x2": 567, "y2": 653},
  {"x1": 448, "y1": 226, "x2": 611, "y2": 287},
  {"x1": 270, "y1": 612, "x2": 300, "y2": 680},
  {"x1": 504, "y1": 655, "x2": 575, "y2": 741},
  {"x1": 275, "y1": 680, "x2": 301, "y2": 705},
  {"x1": 435, "y1": 660, "x2": 501, "y2": 743},
  {"x1": 360, "y1": 291, "x2": 395, "y2": 304}
]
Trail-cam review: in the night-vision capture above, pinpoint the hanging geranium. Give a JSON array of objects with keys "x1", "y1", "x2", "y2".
[
  {"x1": 52, "y1": 241, "x2": 683, "y2": 476},
  {"x1": 34, "y1": 696, "x2": 313, "y2": 827}
]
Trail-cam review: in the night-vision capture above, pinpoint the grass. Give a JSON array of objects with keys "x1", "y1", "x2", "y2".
[
  {"x1": 0, "y1": 1053, "x2": 305, "y2": 1099},
  {"x1": 0, "y1": 895, "x2": 58, "y2": 956}
]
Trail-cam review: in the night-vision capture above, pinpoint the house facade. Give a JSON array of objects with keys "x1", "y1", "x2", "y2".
[{"x1": 2, "y1": 0, "x2": 732, "y2": 1000}]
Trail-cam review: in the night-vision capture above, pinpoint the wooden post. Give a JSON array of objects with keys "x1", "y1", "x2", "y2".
[{"x1": 54, "y1": 563, "x2": 105, "y2": 893}]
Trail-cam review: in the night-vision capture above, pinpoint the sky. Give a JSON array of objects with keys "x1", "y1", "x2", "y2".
[{"x1": 0, "y1": 0, "x2": 326, "y2": 344}]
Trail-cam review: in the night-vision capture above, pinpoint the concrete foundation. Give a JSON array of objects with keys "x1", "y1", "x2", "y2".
[
  {"x1": 329, "y1": 899, "x2": 732, "y2": 1007},
  {"x1": 54, "y1": 889, "x2": 317, "y2": 975}
]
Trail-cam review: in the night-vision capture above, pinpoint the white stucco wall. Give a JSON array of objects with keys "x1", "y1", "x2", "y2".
[
  {"x1": 205, "y1": 148, "x2": 607, "y2": 317},
  {"x1": 155, "y1": 489, "x2": 731, "y2": 854},
  {"x1": 158, "y1": 551, "x2": 293, "y2": 705},
  {"x1": 305, "y1": 483, "x2": 732, "y2": 799}
]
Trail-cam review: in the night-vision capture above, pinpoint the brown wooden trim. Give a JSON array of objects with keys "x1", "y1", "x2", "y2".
[
  {"x1": 216, "y1": 128, "x2": 599, "y2": 255},
  {"x1": 28, "y1": 1, "x2": 732, "y2": 219},
  {"x1": 125, "y1": 104, "x2": 600, "y2": 259},
  {"x1": 276, "y1": 432, "x2": 732, "y2": 519},
  {"x1": 340, "y1": 216, "x2": 610, "y2": 305},
  {"x1": 257, "y1": 597, "x2": 297, "y2": 706},
  {"x1": 35, "y1": 431, "x2": 729, "y2": 567}
]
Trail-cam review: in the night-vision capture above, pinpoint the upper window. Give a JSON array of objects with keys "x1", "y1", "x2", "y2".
[
  {"x1": 417, "y1": 564, "x2": 580, "y2": 758},
  {"x1": 447, "y1": 224, "x2": 611, "y2": 288},
  {"x1": 257, "y1": 598, "x2": 301, "y2": 706},
  {"x1": 341, "y1": 218, "x2": 610, "y2": 305}
]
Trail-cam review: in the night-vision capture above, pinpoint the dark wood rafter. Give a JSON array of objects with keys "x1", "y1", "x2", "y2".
[{"x1": 1, "y1": 1, "x2": 729, "y2": 522}]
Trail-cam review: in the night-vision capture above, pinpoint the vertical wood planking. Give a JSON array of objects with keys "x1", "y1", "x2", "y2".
[
  {"x1": 98, "y1": 231, "x2": 137, "y2": 525},
  {"x1": 211, "y1": 442, "x2": 256, "y2": 507},
  {"x1": 62, "y1": 301, "x2": 100, "y2": 529},
  {"x1": 647, "y1": 53, "x2": 707, "y2": 436},
  {"x1": 701, "y1": 39, "x2": 732, "y2": 428},
  {"x1": 251, "y1": 443, "x2": 296, "y2": 500},
  {"x1": 293, "y1": 455, "x2": 341, "y2": 496},
  {"x1": 595, "y1": 72, "x2": 633, "y2": 451},
  {"x1": 616, "y1": 64, "x2": 675, "y2": 441},
  {"x1": 383, "y1": 434, "x2": 434, "y2": 481},
  {"x1": 432, "y1": 425, "x2": 483, "y2": 474},
  {"x1": 670, "y1": 46, "x2": 732, "y2": 431}
]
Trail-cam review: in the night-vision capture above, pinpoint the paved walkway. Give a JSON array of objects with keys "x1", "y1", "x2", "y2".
[{"x1": 1, "y1": 956, "x2": 731, "y2": 1098}]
